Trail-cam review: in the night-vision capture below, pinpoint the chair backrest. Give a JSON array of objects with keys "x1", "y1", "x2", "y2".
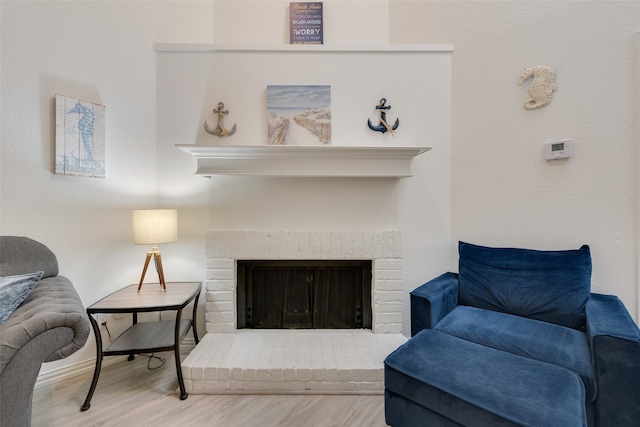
[
  {"x1": 0, "y1": 236, "x2": 59, "y2": 278},
  {"x1": 457, "y1": 241, "x2": 592, "y2": 329}
]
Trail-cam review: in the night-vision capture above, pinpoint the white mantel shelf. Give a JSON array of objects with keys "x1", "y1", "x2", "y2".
[{"x1": 175, "y1": 144, "x2": 432, "y2": 178}]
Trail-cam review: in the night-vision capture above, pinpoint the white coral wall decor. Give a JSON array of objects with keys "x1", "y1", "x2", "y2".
[{"x1": 519, "y1": 65, "x2": 557, "y2": 110}]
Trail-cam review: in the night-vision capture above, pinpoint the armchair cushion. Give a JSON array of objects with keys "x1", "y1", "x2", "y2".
[
  {"x1": 434, "y1": 305, "x2": 596, "y2": 402},
  {"x1": 458, "y1": 241, "x2": 591, "y2": 329},
  {"x1": 385, "y1": 329, "x2": 587, "y2": 426}
]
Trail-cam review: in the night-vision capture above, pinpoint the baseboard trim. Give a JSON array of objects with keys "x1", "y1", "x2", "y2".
[
  {"x1": 35, "y1": 356, "x2": 126, "y2": 388},
  {"x1": 35, "y1": 338, "x2": 197, "y2": 388},
  {"x1": 181, "y1": 337, "x2": 197, "y2": 353}
]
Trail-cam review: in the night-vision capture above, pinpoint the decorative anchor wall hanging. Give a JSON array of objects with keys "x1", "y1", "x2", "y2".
[
  {"x1": 368, "y1": 97, "x2": 399, "y2": 136},
  {"x1": 519, "y1": 65, "x2": 557, "y2": 110},
  {"x1": 204, "y1": 101, "x2": 237, "y2": 137}
]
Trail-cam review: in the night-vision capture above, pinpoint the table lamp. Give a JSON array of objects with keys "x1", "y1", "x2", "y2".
[{"x1": 132, "y1": 209, "x2": 178, "y2": 292}]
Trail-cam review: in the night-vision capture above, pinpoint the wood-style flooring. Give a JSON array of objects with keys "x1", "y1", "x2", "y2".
[{"x1": 32, "y1": 353, "x2": 389, "y2": 427}]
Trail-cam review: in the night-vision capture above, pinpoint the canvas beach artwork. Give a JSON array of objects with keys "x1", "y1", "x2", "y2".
[
  {"x1": 267, "y1": 85, "x2": 331, "y2": 145},
  {"x1": 55, "y1": 94, "x2": 106, "y2": 178}
]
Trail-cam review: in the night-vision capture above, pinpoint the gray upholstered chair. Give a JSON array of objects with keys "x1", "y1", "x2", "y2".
[{"x1": 0, "y1": 236, "x2": 90, "y2": 427}]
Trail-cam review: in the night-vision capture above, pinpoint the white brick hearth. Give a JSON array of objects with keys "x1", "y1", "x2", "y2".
[
  {"x1": 183, "y1": 330, "x2": 407, "y2": 393},
  {"x1": 182, "y1": 230, "x2": 408, "y2": 393}
]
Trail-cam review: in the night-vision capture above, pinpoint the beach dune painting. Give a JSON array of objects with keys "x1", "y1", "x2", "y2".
[{"x1": 267, "y1": 85, "x2": 331, "y2": 145}]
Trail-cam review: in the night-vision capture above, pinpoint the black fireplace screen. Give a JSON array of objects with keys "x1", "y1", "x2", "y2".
[{"x1": 237, "y1": 260, "x2": 372, "y2": 329}]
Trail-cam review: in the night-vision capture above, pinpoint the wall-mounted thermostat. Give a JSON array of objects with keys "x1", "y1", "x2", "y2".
[{"x1": 544, "y1": 140, "x2": 572, "y2": 160}]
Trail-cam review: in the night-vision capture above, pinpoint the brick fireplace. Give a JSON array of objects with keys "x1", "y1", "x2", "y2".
[
  {"x1": 181, "y1": 229, "x2": 408, "y2": 393},
  {"x1": 204, "y1": 229, "x2": 404, "y2": 334}
]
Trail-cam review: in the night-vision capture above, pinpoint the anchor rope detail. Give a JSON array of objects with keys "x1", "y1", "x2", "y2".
[{"x1": 367, "y1": 98, "x2": 399, "y2": 136}]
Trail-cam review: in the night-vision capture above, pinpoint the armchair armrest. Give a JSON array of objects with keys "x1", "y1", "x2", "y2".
[
  {"x1": 410, "y1": 272, "x2": 459, "y2": 336},
  {"x1": 0, "y1": 275, "x2": 90, "y2": 372},
  {"x1": 0, "y1": 275, "x2": 89, "y2": 427},
  {"x1": 586, "y1": 293, "x2": 640, "y2": 426}
]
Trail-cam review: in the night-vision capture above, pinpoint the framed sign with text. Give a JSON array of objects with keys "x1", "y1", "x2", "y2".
[{"x1": 290, "y1": 2, "x2": 323, "y2": 44}]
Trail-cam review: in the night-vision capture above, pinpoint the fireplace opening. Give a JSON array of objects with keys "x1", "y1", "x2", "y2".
[{"x1": 237, "y1": 260, "x2": 372, "y2": 329}]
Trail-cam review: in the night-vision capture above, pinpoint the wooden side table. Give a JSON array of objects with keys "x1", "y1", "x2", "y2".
[{"x1": 81, "y1": 282, "x2": 201, "y2": 411}]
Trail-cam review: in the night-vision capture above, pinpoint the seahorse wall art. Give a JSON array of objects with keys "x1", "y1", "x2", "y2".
[
  {"x1": 519, "y1": 65, "x2": 557, "y2": 110},
  {"x1": 54, "y1": 94, "x2": 105, "y2": 178}
]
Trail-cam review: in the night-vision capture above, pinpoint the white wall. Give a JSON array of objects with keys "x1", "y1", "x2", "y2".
[
  {"x1": 390, "y1": 1, "x2": 640, "y2": 318},
  {"x1": 1, "y1": 0, "x2": 639, "y2": 378},
  {"x1": 0, "y1": 1, "x2": 205, "y2": 375},
  {"x1": 211, "y1": 0, "x2": 389, "y2": 45}
]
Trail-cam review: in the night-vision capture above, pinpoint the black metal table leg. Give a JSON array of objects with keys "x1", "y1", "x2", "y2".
[
  {"x1": 128, "y1": 312, "x2": 137, "y2": 361},
  {"x1": 81, "y1": 313, "x2": 103, "y2": 411},
  {"x1": 174, "y1": 308, "x2": 188, "y2": 400},
  {"x1": 191, "y1": 290, "x2": 200, "y2": 344}
]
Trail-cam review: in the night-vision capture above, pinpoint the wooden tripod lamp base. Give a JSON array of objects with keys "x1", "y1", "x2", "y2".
[{"x1": 137, "y1": 245, "x2": 167, "y2": 293}]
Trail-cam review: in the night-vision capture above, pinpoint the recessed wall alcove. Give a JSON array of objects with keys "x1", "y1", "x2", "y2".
[{"x1": 158, "y1": 44, "x2": 452, "y2": 154}]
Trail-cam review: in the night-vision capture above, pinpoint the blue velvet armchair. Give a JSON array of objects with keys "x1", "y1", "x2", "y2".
[{"x1": 385, "y1": 242, "x2": 640, "y2": 427}]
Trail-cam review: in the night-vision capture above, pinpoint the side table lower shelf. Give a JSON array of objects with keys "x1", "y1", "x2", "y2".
[{"x1": 105, "y1": 320, "x2": 192, "y2": 355}]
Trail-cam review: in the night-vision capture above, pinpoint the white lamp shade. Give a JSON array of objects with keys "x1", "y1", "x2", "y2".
[{"x1": 132, "y1": 209, "x2": 178, "y2": 245}]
